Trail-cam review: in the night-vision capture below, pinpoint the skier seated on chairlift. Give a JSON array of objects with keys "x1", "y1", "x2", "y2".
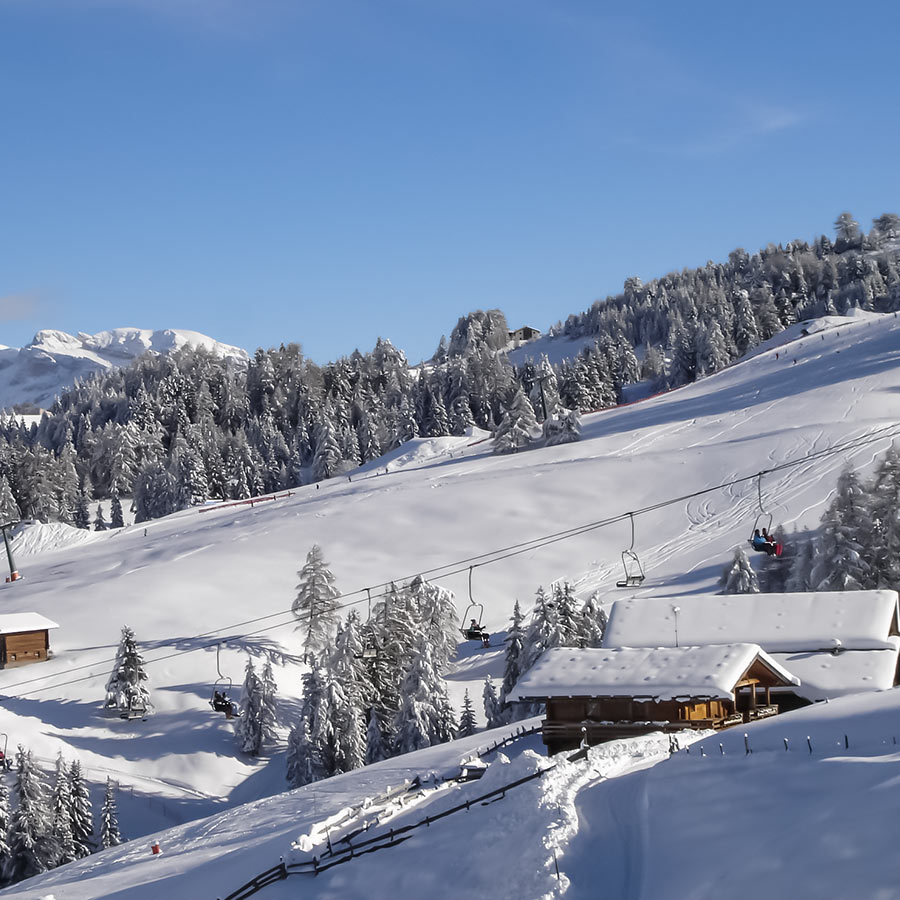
[
  {"x1": 467, "y1": 619, "x2": 491, "y2": 647},
  {"x1": 751, "y1": 529, "x2": 778, "y2": 556},
  {"x1": 213, "y1": 690, "x2": 236, "y2": 718}
]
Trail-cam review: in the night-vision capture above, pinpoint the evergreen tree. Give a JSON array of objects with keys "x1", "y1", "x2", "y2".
[
  {"x1": 457, "y1": 689, "x2": 477, "y2": 738},
  {"x1": 51, "y1": 752, "x2": 76, "y2": 866},
  {"x1": 285, "y1": 665, "x2": 333, "y2": 786},
  {"x1": 482, "y1": 675, "x2": 501, "y2": 728},
  {"x1": 259, "y1": 660, "x2": 279, "y2": 749},
  {"x1": 5, "y1": 746, "x2": 53, "y2": 883},
  {"x1": 720, "y1": 547, "x2": 760, "y2": 594},
  {"x1": 365, "y1": 708, "x2": 391, "y2": 765},
  {"x1": 93, "y1": 502, "x2": 107, "y2": 532},
  {"x1": 576, "y1": 593, "x2": 607, "y2": 649},
  {"x1": 100, "y1": 777, "x2": 123, "y2": 848},
  {"x1": 73, "y1": 491, "x2": 91, "y2": 530},
  {"x1": 810, "y1": 468, "x2": 874, "y2": 591},
  {"x1": 785, "y1": 535, "x2": 816, "y2": 593},
  {"x1": 391, "y1": 635, "x2": 454, "y2": 754},
  {"x1": 499, "y1": 599, "x2": 526, "y2": 711},
  {"x1": 547, "y1": 581, "x2": 579, "y2": 648},
  {"x1": 104, "y1": 626, "x2": 152, "y2": 716},
  {"x1": 542, "y1": 408, "x2": 582, "y2": 446},
  {"x1": 109, "y1": 492, "x2": 125, "y2": 529},
  {"x1": 0, "y1": 768, "x2": 11, "y2": 877},
  {"x1": 235, "y1": 657, "x2": 265, "y2": 756},
  {"x1": 292, "y1": 545, "x2": 341, "y2": 663},
  {"x1": 492, "y1": 388, "x2": 537, "y2": 454},
  {"x1": 0, "y1": 473, "x2": 20, "y2": 523},
  {"x1": 69, "y1": 759, "x2": 94, "y2": 859}
]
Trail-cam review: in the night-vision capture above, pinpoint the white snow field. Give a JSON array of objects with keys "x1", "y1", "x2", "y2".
[{"x1": 2, "y1": 309, "x2": 900, "y2": 898}]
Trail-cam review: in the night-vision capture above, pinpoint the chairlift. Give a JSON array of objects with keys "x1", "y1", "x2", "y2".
[
  {"x1": 747, "y1": 473, "x2": 782, "y2": 557},
  {"x1": 210, "y1": 642, "x2": 239, "y2": 719},
  {"x1": 0, "y1": 732, "x2": 10, "y2": 771},
  {"x1": 119, "y1": 696, "x2": 148, "y2": 721},
  {"x1": 460, "y1": 567, "x2": 491, "y2": 647},
  {"x1": 358, "y1": 589, "x2": 381, "y2": 660},
  {"x1": 616, "y1": 513, "x2": 646, "y2": 588}
]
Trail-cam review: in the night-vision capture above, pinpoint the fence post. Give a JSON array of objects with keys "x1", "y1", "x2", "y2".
[
  {"x1": 807, "y1": 735, "x2": 813, "y2": 754},
  {"x1": 844, "y1": 734, "x2": 849, "y2": 750},
  {"x1": 783, "y1": 738, "x2": 789, "y2": 752},
  {"x1": 744, "y1": 733, "x2": 751, "y2": 755}
]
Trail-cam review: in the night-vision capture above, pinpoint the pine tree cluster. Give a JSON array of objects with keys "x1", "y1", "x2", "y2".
[
  {"x1": 0, "y1": 747, "x2": 123, "y2": 887},
  {"x1": 781, "y1": 450, "x2": 900, "y2": 593},
  {"x1": 0, "y1": 215, "x2": 894, "y2": 524},
  {"x1": 285, "y1": 560, "x2": 461, "y2": 787}
]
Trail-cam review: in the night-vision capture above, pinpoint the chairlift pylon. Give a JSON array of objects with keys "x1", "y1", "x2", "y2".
[
  {"x1": 460, "y1": 566, "x2": 491, "y2": 647},
  {"x1": 616, "y1": 512, "x2": 646, "y2": 588}
]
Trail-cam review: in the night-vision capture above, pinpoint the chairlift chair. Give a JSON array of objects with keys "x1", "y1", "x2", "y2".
[
  {"x1": 119, "y1": 696, "x2": 148, "y2": 720},
  {"x1": 209, "y1": 642, "x2": 240, "y2": 718},
  {"x1": 460, "y1": 567, "x2": 491, "y2": 647},
  {"x1": 747, "y1": 473, "x2": 782, "y2": 557},
  {"x1": 0, "y1": 732, "x2": 10, "y2": 771},
  {"x1": 616, "y1": 513, "x2": 646, "y2": 588},
  {"x1": 356, "y1": 589, "x2": 381, "y2": 660}
]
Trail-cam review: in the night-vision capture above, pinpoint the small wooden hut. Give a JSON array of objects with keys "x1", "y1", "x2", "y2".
[{"x1": 0, "y1": 613, "x2": 60, "y2": 668}]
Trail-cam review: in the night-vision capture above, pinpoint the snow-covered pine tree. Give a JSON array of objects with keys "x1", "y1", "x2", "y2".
[
  {"x1": 492, "y1": 387, "x2": 537, "y2": 454},
  {"x1": 576, "y1": 592, "x2": 607, "y2": 649},
  {"x1": 785, "y1": 534, "x2": 816, "y2": 593},
  {"x1": 104, "y1": 626, "x2": 152, "y2": 717},
  {"x1": 519, "y1": 586, "x2": 555, "y2": 675},
  {"x1": 329, "y1": 614, "x2": 370, "y2": 774},
  {"x1": 235, "y1": 657, "x2": 265, "y2": 756},
  {"x1": 547, "y1": 581, "x2": 579, "y2": 648},
  {"x1": 482, "y1": 675, "x2": 501, "y2": 728},
  {"x1": 93, "y1": 503, "x2": 107, "y2": 531},
  {"x1": 0, "y1": 765, "x2": 10, "y2": 877},
  {"x1": 0, "y1": 473, "x2": 19, "y2": 523},
  {"x1": 365, "y1": 708, "x2": 391, "y2": 765},
  {"x1": 720, "y1": 547, "x2": 760, "y2": 594},
  {"x1": 285, "y1": 665, "x2": 334, "y2": 786},
  {"x1": 100, "y1": 777, "x2": 123, "y2": 848},
  {"x1": 498, "y1": 599, "x2": 525, "y2": 716},
  {"x1": 542, "y1": 407, "x2": 582, "y2": 445},
  {"x1": 457, "y1": 689, "x2": 477, "y2": 738},
  {"x1": 391, "y1": 635, "x2": 454, "y2": 754},
  {"x1": 292, "y1": 545, "x2": 341, "y2": 663},
  {"x1": 407, "y1": 575, "x2": 458, "y2": 672},
  {"x1": 109, "y1": 492, "x2": 125, "y2": 529},
  {"x1": 260, "y1": 660, "x2": 279, "y2": 749},
  {"x1": 69, "y1": 759, "x2": 94, "y2": 859},
  {"x1": 51, "y1": 752, "x2": 76, "y2": 866},
  {"x1": 869, "y1": 448, "x2": 900, "y2": 589},
  {"x1": 5, "y1": 746, "x2": 53, "y2": 883},
  {"x1": 809, "y1": 467, "x2": 874, "y2": 591},
  {"x1": 73, "y1": 490, "x2": 91, "y2": 530}
]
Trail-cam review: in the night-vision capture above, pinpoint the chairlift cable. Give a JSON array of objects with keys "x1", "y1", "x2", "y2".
[{"x1": 4, "y1": 422, "x2": 900, "y2": 699}]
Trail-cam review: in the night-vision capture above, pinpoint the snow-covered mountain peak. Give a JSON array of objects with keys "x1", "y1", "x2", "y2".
[{"x1": 0, "y1": 327, "x2": 249, "y2": 412}]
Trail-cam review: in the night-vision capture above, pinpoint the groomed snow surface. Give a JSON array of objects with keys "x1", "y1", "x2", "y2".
[{"x1": 3, "y1": 311, "x2": 900, "y2": 898}]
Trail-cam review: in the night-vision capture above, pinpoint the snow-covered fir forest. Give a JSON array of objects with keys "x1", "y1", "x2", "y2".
[{"x1": 0, "y1": 212, "x2": 898, "y2": 527}]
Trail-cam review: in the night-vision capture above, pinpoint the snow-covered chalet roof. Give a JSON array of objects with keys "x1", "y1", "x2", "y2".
[
  {"x1": 602, "y1": 591, "x2": 900, "y2": 654},
  {"x1": 508, "y1": 644, "x2": 799, "y2": 703},
  {"x1": 0, "y1": 613, "x2": 59, "y2": 634},
  {"x1": 769, "y1": 646, "x2": 900, "y2": 702}
]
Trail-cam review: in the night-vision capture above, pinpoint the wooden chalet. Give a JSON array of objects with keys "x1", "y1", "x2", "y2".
[
  {"x1": 0, "y1": 613, "x2": 59, "y2": 668},
  {"x1": 509, "y1": 644, "x2": 799, "y2": 755},
  {"x1": 508, "y1": 326, "x2": 541, "y2": 343},
  {"x1": 601, "y1": 590, "x2": 900, "y2": 707}
]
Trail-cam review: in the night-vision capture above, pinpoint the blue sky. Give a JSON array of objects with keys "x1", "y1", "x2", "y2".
[{"x1": 2, "y1": 0, "x2": 899, "y2": 363}]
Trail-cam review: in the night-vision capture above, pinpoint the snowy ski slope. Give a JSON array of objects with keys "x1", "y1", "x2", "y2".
[{"x1": 2, "y1": 309, "x2": 900, "y2": 898}]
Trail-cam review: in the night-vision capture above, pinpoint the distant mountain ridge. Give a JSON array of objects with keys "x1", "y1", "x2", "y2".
[{"x1": 0, "y1": 327, "x2": 248, "y2": 412}]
